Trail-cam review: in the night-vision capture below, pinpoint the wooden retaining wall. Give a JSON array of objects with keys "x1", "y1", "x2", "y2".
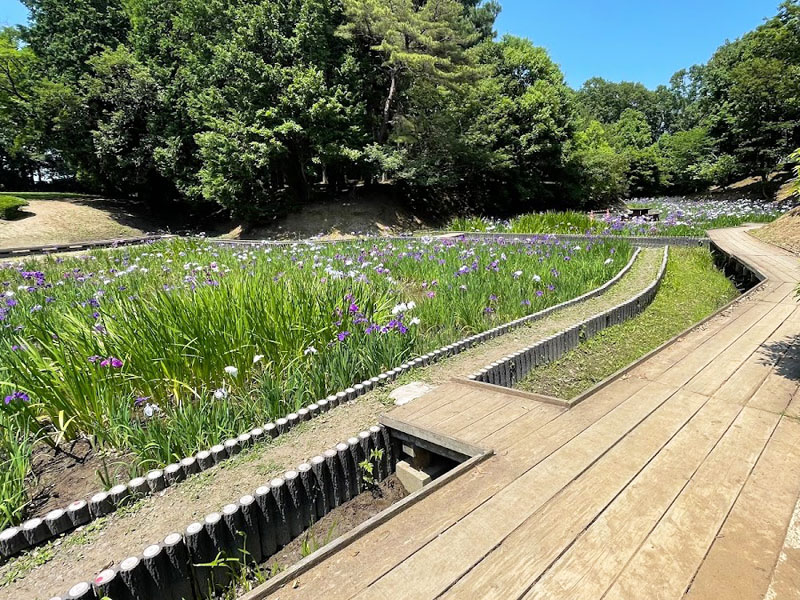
[{"x1": 45, "y1": 425, "x2": 395, "y2": 600}]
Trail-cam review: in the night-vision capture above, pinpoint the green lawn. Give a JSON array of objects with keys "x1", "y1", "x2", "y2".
[{"x1": 517, "y1": 247, "x2": 740, "y2": 399}]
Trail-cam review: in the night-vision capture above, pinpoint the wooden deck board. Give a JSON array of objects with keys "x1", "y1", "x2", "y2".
[
  {"x1": 440, "y1": 389, "x2": 710, "y2": 600},
  {"x1": 684, "y1": 418, "x2": 800, "y2": 600},
  {"x1": 525, "y1": 395, "x2": 743, "y2": 600},
  {"x1": 257, "y1": 228, "x2": 800, "y2": 600},
  {"x1": 602, "y1": 407, "x2": 780, "y2": 600}
]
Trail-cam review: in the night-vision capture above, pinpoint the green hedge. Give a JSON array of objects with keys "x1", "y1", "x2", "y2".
[{"x1": 0, "y1": 195, "x2": 28, "y2": 219}]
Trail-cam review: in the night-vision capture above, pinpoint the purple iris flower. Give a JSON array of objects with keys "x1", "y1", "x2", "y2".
[
  {"x1": 337, "y1": 331, "x2": 351, "y2": 342},
  {"x1": 4, "y1": 391, "x2": 29, "y2": 405}
]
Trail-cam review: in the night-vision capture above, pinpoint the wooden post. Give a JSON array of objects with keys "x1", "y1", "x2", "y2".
[
  {"x1": 162, "y1": 532, "x2": 195, "y2": 600},
  {"x1": 93, "y1": 568, "x2": 130, "y2": 600},
  {"x1": 283, "y1": 471, "x2": 304, "y2": 537},
  {"x1": 269, "y1": 478, "x2": 292, "y2": 547},
  {"x1": 21, "y1": 517, "x2": 49, "y2": 546},
  {"x1": 67, "y1": 500, "x2": 90, "y2": 528},
  {"x1": 65, "y1": 582, "x2": 97, "y2": 600},
  {"x1": 118, "y1": 555, "x2": 149, "y2": 600},
  {"x1": 237, "y1": 495, "x2": 263, "y2": 565},
  {"x1": 310, "y1": 455, "x2": 332, "y2": 516},
  {"x1": 185, "y1": 522, "x2": 215, "y2": 598},
  {"x1": 45, "y1": 509, "x2": 72, "y2": 537},
  {"x1": 253, "y1": 486, "x2": 277, "y2": 559}
]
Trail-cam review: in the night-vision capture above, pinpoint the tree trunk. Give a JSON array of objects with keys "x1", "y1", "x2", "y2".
[{"x1": 379, "y1": 70, "x2": 397, "y2": 144}]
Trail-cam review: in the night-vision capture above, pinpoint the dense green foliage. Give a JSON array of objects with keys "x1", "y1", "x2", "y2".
[
  {"x1": 518, "y1": 247, "x2": 739, "y2": 399},
  {"x1": 0, "y1": 194, "x2": 27, "y2": 219},
  {"x1": 0, "y1": 0, "x2": 798, "y2": 217}
]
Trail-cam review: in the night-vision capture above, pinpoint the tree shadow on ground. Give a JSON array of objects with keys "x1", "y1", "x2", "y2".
[{"x1": 758, "y1": 334, "x2": 800, "y2": 382}]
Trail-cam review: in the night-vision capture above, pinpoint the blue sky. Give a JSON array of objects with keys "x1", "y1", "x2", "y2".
[{"x1": 1, "y1": 0, "x2": 782, "y2": 89}]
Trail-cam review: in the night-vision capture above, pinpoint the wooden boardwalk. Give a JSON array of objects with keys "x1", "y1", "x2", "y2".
[{"x1": 261, "y1": 227, "x2": 800, "y2": 600}]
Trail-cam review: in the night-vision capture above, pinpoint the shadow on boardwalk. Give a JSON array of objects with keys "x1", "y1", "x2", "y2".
[{"x1": 759, "y1": 335, "x2": 800, "y2": 382}]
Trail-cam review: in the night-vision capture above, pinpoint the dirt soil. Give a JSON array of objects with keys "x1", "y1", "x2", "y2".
[
  {"x1": 0, "y1": 197, "x2": 164, "y2": 249},
  {"x1": 0, "y1": 247, "x2": 663, "y2": 600},
  {"x1": 220, "y1": 193, "x2": 429, "y2": 241},
  {"x1": 25, "y1": 440, "x2": 129, "y2": 518},
  {"x1": 253, "y1": 476, "x2": 407, "y2": 584},
  {"x1": 751, "y1": 207, "x2": 800, "y2": 255}
]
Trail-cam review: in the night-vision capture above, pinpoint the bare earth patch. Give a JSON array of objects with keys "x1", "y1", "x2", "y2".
[
  {"x1": 751, "y1": 207, "x2": 800, "y2": 255},
  {"x1": 0, "y1": 197, "x2": 160, "y2": 249},
  {"x1": 0, "y1": 247, "x2": 662, "y2": 600}
]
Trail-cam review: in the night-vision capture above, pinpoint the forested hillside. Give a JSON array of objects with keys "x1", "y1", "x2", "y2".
[{"x1": 0, "y1": 0, "x2": 798, "y2": 222}]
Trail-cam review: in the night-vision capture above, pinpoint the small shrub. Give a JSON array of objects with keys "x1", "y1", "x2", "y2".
[{"x1": 0, "y1": 195, "x2": 28, "y2": 219}]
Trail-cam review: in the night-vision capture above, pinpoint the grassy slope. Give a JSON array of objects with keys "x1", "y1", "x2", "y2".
[{"x1": 517, "y1": 248, "x2": 739, "y2": 399}]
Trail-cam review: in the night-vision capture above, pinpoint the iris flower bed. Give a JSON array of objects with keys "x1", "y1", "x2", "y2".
[
  {"x1": 0, "y1": 235, "x2": 630, "y2": 527},
  {"x1": 449, "y1": 197, "x2": 797, "y2": 237}
]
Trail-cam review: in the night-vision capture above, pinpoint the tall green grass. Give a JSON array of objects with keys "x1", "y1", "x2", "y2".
[{"x1": 0, "y1": 236, "x2": 630, "y2": 526}]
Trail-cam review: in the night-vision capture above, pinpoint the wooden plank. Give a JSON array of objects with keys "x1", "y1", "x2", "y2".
[
  {"x1": 263, "y1": 380, "x2": 670, "y2": 599},
  {"x1": 602, "y1": 406, "x2": 780, "y2": 600},
  {"x1": 683, "y1": 418, "x2": 800, "y2": 600},
  {"x1": 683, "y1": 304, "x2": 795, "y2": 397},
  {"x1": 763, "y1": 495, "x2": 800, "y2": 600},
  {"x1": 431, "y1": 390, "x2": 520, "y2": 436},
  {"x1": 482, "y1": 377, "x2": 648, "y2": 452},
  {"x1": 747, "y1": 342, "x2": 800, "y2": 415},
  {"x1": 524, "y1": 396, "x2": 742, "y2": 600},
  {"x1": 349, "y1": 382, "x2": 680, "y2": 600},
  {"x1": 627, "y1": 300, "x2": 760, "y2": 382},
  {"x1": 762, "y1": 281, "x2": 799, "y2": 305},
  {"x1": 655, "y1": 301, "x2": 774, "y2": 388},
  {"x1": 711, "y1": 307, "x2": 800, "y2": 405},
  {"x1": 387, "y1": 382, "x2": 466, "y2": 421},
  {"x1": 404, "y1": 388, "x2": 486, "y2": 427},
  {"x1": 455, "y1": 401, "x2": 562, "y2": 448},
  {"x1": 440, "y1": 389, "x2": 710, "y2": 600}
]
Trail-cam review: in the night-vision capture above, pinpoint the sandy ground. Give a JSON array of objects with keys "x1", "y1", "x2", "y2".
[{"x1": 0, "y1": 198, "x2": 158, "y2": 249}]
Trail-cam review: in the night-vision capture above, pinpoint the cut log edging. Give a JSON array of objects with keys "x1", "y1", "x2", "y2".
[
  {"x1": 0, "y1": 242, "x2": 642, "y2": 560},
  {"x1": 48, "y1": 425, "x2": 394, "y2": 600},
  {"x1": 466, "y1": 246, "x2": 670, "y2": 390}
]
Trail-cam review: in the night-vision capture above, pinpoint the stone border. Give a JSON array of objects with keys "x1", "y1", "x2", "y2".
[
  {"x1": 463, "y1": 246, "x2": 669, "y2": 402},
  {"x1": 0, "y1": 239, "x2": 641, "y2": 559},
  {"x1": 44, "y1": 424, "x2": 398, "y2": 600}
]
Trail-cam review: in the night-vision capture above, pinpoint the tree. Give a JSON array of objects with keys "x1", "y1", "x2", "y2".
[
  {"x1": 569, "y1": 120, "x2": 629, "y2": 204},
  {"x1": 21, "y1": 0, "x2": 129, "y2": 81},
  {"x1": 0, "y1": 27, "x2": 40, "y2": 187},
  {"x1": 193, "y1": 0, "x2": 364, "y2": 219},
  {"x1": 699, "y1": 1, "x2": 800, "y2": 188},
  {"x1": 340, "y1": 0, "x2": 480, "y2": 144}
]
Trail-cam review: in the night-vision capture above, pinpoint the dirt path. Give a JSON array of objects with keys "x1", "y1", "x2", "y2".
[
  {"x1": 0, "y1": 248, "x2": 664, "y2": 600},
  {"x1": 0, "y1": 198, "x2": 157, "y2": 249}
]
